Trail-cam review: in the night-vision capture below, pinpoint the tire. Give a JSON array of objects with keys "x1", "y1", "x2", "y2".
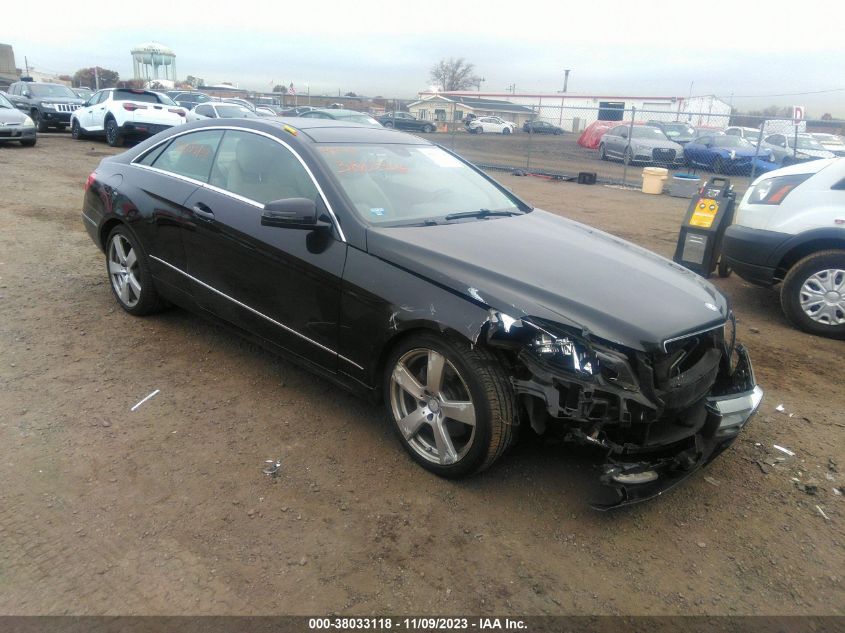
[
  {"x1": 105, "y1": 117, "x2": 124, "y2": 147},
  {"x1": 475, "y1": 126, "x2": 483, "y2": 134},
  {"x1": 71, "y1": 119, "x2": 85, "y2": 140},
  {"x1": 383, "y1": 121, "x2": 394, "y2": 128},
  {"x1": 599, "y1": 144, "x2": 608, "y2": 161},
  {"x1": 384, "y1": 332, "x2": 516, "y2": 478},
  {"x1": 422, "y1": 124, "x2": 434, "y2": 133},
  {"x1": 717, "y1": 258, "x2": 732, "y2": 278},
  {"x1": 554, "y1": 129, "x2": 562, "y2": 135},
  {"x1": 105, "y1": 226, "x2": 166, "y2": 316},
  {"x1": 20, "y1": 138, "x2": 36, "y2": 147},
  {"x1": 780, "y1": 250, "x2": 845, "y2": 339},
  {"x1": 502, "y1": 127, "x2": 511, "y2": 135},
  {"x1": 33, "y1": 110, "x2": 48, "y2": 133},
  {"x1": 713, "y1": 156, "x2": 725, "y2": 174}
]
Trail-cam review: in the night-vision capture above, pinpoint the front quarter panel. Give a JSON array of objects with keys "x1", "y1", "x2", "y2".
[{"x1": 339, "y1": 246, "x2": 491, "y2": 390}]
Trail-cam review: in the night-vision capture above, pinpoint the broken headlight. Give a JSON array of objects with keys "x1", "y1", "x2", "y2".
[{"x1": 530, "y1": 333, "x2": 597, "y2": 376}]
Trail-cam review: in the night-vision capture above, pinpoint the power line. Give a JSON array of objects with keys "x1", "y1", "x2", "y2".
[{"x1": 718, "y1": 87, "x2": 845, "y2": 98}]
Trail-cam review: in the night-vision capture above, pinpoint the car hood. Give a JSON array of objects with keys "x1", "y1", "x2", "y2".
[
  {"x1": 631, "y1": 138, "x2": 683, "y2": 150},
  {"x1": 366, "y1": 210, "x2": 727, "y2": 352},
  {"x1": 0, "y1": 107, "x2": 27, "y2": 123},
  {"x1": 38, "y1": 97, "x2": 85, "y2": 105}
]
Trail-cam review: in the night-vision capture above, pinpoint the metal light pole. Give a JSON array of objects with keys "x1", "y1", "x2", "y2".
[{"x1": 563, "y1": 69, "x2": 571, "y2": 93}]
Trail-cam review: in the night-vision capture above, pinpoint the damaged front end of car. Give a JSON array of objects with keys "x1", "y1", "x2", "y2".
[{"x1": 484, "y1": 311, "x2": 763, "y2": 509}]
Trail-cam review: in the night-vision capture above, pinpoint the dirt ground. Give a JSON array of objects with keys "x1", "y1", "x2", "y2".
[{"x1": 0, "y1": 134, "x2": 843, "y2": 616}]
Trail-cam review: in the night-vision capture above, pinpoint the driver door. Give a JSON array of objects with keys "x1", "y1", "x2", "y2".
[{"x1": 181, "y1": 129, "x2": 347, "y2": 371}]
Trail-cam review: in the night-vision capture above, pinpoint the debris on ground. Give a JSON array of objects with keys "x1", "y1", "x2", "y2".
[
  {"x1": 829, "y1": 458, "x2": 838, "y2": 473},
  {"x1": 816, "y1": 506, "x2": 831, "y2": 521},
  {"x1": 130, "y1": 389, "x2": 160, "y2": 412},
  {"x1": 795, "y1": 482, "x2": 818, "y2": 496},
  {"x1": 755, "y1": 461, "x2": 770, "y2": 474},
  {"x1": 263, "y1": 459, "x2": 282, "y2": 477},
  {"x1": 775, "y1": 404, "x2": 786, "y2": 413},
  {"x1": 704, "y1": 476, "x2": 720, "y2": 487},
  {"x1": 773, "y1": 444, "x2": 795, "y2": 457}
]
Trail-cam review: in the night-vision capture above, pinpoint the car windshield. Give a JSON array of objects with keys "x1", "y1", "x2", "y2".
[
  {"x1": 29, "y1": 84, "x2": 77, "y2": 98},
  {"x1": 631, "y1": 127, "x2": 668, "y2": 139},
  {"x1": 0, "y1": 93, "x2": 13, "y2": 108},
  {"x1": 789, "y1": 136, "x2": 826, "y2": 150},
  {"x1": 215, "y1": 105, "x2": 257, "y2": 118},
  {"x1": 662, "y1": 123, "x2": 695, "y2": 137},
  {"x1": 317, "y1": 144, "x2": 522, "y2": 225},
  {"x1": 713, "y1": 136, "x2": 752, "y2": 148}
]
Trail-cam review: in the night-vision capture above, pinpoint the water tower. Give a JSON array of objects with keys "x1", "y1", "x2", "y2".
[{"x1": 131, "y1": 42, "x2": 176, "y2": 84}]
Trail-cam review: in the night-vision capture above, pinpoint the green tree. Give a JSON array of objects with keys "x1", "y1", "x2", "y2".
[
  {"x1": 273, "y1": 84, "x2": 288, "y2": 93},
  {"x1": 73, "y1": 67, "x2": 120, "y2": 89},
  {"x1": 429, "y1": 58, "x2": 480, "y2": 92},
  {"x1": 185, "y1": 75, "x2": 204, "y2": 88}
]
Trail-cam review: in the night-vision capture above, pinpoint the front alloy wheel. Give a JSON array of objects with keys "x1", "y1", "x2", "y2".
[
  {"x1": 781, "y1": 250, "x2": 845, "y2": 339},
  {"x1": 385, "y1": 334, "x2": 516, "y2": 478}
]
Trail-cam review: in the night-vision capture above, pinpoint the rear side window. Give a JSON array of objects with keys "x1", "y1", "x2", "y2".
[{"x1": 149, "y1": 131, "x2": 224, "y2": 182}]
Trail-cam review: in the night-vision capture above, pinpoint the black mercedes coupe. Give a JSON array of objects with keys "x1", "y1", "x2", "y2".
[{"x1": 81, "y1": 117, "x2": 763, "y2": 508}]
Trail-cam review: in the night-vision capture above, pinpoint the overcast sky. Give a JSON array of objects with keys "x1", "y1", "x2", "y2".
[{"x1": 6, "y1": 0, "x2": 845, "y2": 116}]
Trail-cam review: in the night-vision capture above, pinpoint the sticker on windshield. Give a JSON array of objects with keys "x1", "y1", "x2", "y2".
[
  {"x1": 370, "y1": 208, "x2": 385, "y2": 217},
  {"x1": 417, "y1": 147, "x2": 462, "y2": 168}
]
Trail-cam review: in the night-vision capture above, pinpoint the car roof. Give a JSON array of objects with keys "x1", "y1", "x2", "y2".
[{"x1": 170, "y1": 117, "x2": 430, "y2": 145}]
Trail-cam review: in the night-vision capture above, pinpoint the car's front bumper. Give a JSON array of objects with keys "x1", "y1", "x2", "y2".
[
  {"x1": 39, "y1": 110, "x2": 73, "y2": 124},
  {"x1": 0, "y1": 126, "x2": 36, "y2": 141},
  {"x1": 594, "y1": 345, "x2": 762, "y2": 509},
  {"x1": 721, "y1": 225, "x2": 792, "y2": 286}
]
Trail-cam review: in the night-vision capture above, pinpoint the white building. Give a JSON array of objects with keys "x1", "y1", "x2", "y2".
[
  {"x1": 416, "y1": 91, "x2": 732, "y2": 132},
  {"x1": 131, "y1": 42, "x2": 177, "y2": 84}
]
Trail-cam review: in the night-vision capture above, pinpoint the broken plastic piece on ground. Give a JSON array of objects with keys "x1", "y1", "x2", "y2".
[
  {"x1": 263, "y1": 459, "x2": 282, "y2": 476},
  {"x1": 816, "y1": 505, "x2": 830, "y2": 521},
  {"x1": 773, "y1": 444, "x2": 795, "y2": 457},
  {"x1": 775, "y1": 404, "x2": 785, "y2": 412},
  {"x1": 704, "y1": 476, "x2": 720, "y2": 486},
  {"x1": 130, "y1": 389, "x2": 160, "y2": 412}
]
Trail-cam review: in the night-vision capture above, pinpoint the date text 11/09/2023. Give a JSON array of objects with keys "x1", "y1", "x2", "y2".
[{"x1": 308, "y1": 618, "x2": 528, "y2": 630}]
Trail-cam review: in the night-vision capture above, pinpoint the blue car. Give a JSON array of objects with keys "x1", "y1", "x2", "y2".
[{"x1": 684, "y1": 133, "x2": 779, "y2": 174}]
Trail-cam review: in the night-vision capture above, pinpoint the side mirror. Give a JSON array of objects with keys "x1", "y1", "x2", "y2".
[{"x1": 261, "y1": 198, "x2": 329, "y2": 230}]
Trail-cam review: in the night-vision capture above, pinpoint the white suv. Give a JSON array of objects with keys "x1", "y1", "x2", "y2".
[
  {"x1": 70, "y1": 88, "x2": 187, "y2": 147},
  {"x1": 722, "y1": 158, "x2": 845, "y2": 338}
]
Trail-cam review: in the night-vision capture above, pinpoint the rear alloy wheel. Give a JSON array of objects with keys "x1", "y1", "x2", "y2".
[
  {"x1": 781, "y1": 250, "x2": 845, "y2": 339},
  {"x1": 502, "y1": 127, "x2": 511, "y2": 135},
  {"x1": 385, "y1": 333, "x2": 516, "y2": 478},
  {"x1": 475, "y1": 126, "x2": 483, "y2": 134},
  {"x1": 422, "y1": 124, "x2": 435, "y2": 133},
  {"x1": 106, "y1": 227, "x2": 165, "y2": 316},
  {"x1": 383, "y1": 121, "x2": 394, "y2": 128},
  {"x1": 105, "y1": 118, "x2": 124, "y2": 147}
]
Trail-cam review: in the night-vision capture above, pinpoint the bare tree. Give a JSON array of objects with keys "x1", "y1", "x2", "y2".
[{"x1": 429, "y1": 58, "x2": 480, "y2": 92}]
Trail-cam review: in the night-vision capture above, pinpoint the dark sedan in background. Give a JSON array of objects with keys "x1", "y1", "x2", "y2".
[
  {"x1": 81, "y1": 118, "x2": 761, "y2": 508},
  {"x1": 0, "y1": 91, "x2": 37, "y2": 146},
  {"x1": 523, "y1": 120, "x2": 563, "y2": 135},
  {"x1": 377, "y1": 111, "x2": 436, "y2": 133}
]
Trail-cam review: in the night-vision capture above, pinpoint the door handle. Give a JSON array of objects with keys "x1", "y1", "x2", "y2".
[{"x1": 192, "y1": 203, "x2": 215, "y2": 221}]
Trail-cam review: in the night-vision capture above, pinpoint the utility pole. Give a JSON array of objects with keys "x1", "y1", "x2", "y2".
[
  {"x1": 24, "y1": 56, "x2": 30, "y2": 77},
  {"x1": 562, "y1": 69, "x2": 571, "y2": 93},
  {"x1": 94, "y1": 66, "x2": 100, "y2": 90}
]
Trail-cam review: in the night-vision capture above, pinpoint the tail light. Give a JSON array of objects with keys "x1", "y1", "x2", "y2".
[
  {"x1": 169, "y1": 108, "x2": 186, "y2": 117},
  {"x1": 84, "y1": 172, "x2": 97, "y2": 191},
  {"x1": 123, "y1": 103, "x2": 147, "y2": 112}
]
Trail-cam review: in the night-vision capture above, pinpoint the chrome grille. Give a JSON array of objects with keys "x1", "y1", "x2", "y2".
[{"x1": 54, "y1": 104, "x2": 80, "y2": 113}]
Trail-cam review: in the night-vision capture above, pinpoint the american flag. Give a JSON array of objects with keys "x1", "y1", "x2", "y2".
[{"x1": 289, "y1": 82, "x2": 296, "y2": 96}]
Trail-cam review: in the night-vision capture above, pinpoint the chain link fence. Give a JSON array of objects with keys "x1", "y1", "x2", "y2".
[{"x1": 421, "y1": 104, "x2": 844, "y2": 194}]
